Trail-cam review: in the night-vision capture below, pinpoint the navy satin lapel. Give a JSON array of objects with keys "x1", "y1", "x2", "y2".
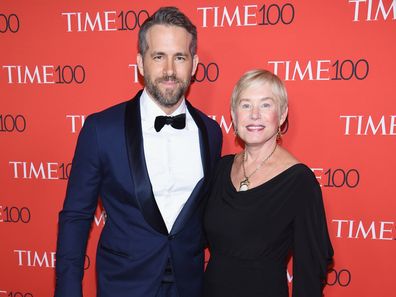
[
  {"x1": 125, "y1": 91, "x2": 168, "y2": 235},
  {"x1": 170, "y1": 101, "x2": 211, "y2": 235},
  {"x1": 186, "y1": 100, "x2": 211, "y2": 177},
  {"x1": 170, "y1": 179, "x2": 204, "y2": 235}
]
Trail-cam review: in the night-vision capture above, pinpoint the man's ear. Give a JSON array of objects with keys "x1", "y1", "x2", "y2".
[
  {"x1": 137, "y1": 53, "x2": 144, "y2": 76},
  {"x1": 191, "y1": 55, "x2": 199, "y2": 76}
]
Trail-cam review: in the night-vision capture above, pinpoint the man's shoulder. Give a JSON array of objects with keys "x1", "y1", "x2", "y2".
[
  {"x1": 95, "y1": 100, "x2": 126, "y2": 115},
  {"x1": 187, "y1": 102, "x2": 220, "y2": 130},
  {"x1": 88, "y1": 91, "x2": 141, "y2": 123}
]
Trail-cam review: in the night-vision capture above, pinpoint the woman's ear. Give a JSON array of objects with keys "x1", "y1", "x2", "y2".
[
  {"x1": 231, "y1": 109, "x2": 237, "y2": 133},
  {"x1": 280, "y1": 106, "x2": 288, "y2": 126}
]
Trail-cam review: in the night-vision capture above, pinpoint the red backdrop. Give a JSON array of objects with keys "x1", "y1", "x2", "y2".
[{"x1": 1, "y1": 1, "x2": 395, "y2": 297}]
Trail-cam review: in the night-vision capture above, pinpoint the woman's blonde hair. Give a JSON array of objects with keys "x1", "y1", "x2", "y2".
[{"x1": 231, "y1": 69, "x2": 288, "y2": 116}]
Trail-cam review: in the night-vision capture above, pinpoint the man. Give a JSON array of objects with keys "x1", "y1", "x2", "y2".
[{"x1": 54, "y1": 7, "x2": 222, "y2": 297}]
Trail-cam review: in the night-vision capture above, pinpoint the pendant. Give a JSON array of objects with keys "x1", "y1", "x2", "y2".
[{"x1": 239, "y1": 178, "x2": 249, "y2": 192}]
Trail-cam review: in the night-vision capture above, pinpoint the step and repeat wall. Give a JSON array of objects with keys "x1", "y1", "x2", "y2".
[{"x1": 1, "y1": 1, "x2": 395, "y2": 296}]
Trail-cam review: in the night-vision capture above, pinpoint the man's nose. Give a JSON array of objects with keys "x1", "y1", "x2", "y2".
[{"x1": 164, "y1": 58, "x2": 175, "y2": 76}]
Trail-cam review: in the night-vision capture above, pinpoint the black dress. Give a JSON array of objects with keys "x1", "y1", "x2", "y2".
[{"x1": 203, "y1": 155, "x2": 333, "y2": 297}]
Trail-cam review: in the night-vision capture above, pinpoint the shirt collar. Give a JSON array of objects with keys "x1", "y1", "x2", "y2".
[{"x1": 140, "y1": 88, "x2": 187, "y2": 130}]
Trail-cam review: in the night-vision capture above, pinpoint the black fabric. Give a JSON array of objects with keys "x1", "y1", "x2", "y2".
[
  {"x1": 162, "y1": 258, "x2": 175, "y2": 283},
  {"x1": 203, "y1": 155, "x2": 333, "y2": 297},
  {"x1": 154, "y1": 113, "x2": 186, "y2": 132},
  {"x1": 125, "y1": 93, "x2": 168, "y2": 235}
]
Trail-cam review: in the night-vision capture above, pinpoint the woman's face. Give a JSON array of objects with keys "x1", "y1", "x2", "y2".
[{"x1": 232, "y1": 82, "x2": 287, "y2": 147}]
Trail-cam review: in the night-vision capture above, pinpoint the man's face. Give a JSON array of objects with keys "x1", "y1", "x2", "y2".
[{"x1": 137, "y1": 24, "x2": 198, "y2": 112}]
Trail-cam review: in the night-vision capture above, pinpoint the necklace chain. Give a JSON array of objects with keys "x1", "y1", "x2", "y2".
[{"x1": 239, "y1": 144, "x2": 277, "y2": 191}]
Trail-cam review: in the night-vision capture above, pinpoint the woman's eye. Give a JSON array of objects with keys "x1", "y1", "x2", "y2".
[{"x1": 241, "y1": 103, "x2": 251, "y2": 109}]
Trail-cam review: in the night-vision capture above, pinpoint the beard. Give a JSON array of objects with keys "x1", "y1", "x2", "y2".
[{"x1": 145, "y1": 74, "x2": 190, "y2": 108}]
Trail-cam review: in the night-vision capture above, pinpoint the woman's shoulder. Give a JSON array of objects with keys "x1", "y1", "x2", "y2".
[
  {"x1": 215, "y1": 154, "x2": 235, "y2": 171},
  {"x1": 220, "y1": 154, "x2": 236, "y2": 162},
  {"x1": 275, "y1": 147, "x2": 317, "y2": 182},
  {"x1": 210, "y1": 154, "x2": 235, "y2": 184}
]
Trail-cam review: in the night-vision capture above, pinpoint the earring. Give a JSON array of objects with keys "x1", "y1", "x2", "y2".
[{"x1": 276, "y1": 126, "x2": 282, "y2": 140}]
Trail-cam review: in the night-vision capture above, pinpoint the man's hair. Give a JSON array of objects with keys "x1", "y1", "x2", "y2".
[{"x1": 138, "y1": 6, "x2": 197, "y2": 56}]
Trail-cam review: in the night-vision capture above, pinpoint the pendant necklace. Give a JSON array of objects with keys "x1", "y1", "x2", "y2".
[{"x1": 239, "y1": 144, "x2": 277, "y2": 192}]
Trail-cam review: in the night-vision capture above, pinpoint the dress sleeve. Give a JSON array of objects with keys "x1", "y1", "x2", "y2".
[
  {"x1": 292, "y1": 169, "x2": 334, "y2": 297},
  {"x1": 203, "y1": 154, "x2": 234, "y2": 249}
]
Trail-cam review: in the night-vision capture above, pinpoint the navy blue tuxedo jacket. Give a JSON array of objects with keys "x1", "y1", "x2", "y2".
[{"x1": 55, "y1": 90, "x2": 222, "y2": 297}]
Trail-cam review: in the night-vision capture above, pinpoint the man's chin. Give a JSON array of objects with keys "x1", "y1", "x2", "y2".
[
  {"x1": 146, "y1": 83, "x2": 185, "y2": 108},
  {"x1": 161, "y1": 90, "x2": 184, "y2": 103},
  {"x1": 151, "y1": 92, "x2": 179, "y2": 107},
  {"x1": 160, "y1": 98, "x2": 180, "y2": 107}
]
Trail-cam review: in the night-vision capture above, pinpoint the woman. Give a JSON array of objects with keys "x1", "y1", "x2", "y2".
[{"x1": 203, "y1": 69, "x2": 333, "y2": 297}]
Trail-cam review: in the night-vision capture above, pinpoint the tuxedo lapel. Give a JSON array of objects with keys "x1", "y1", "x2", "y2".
[
  {"x1": 187, "y1": 100, "x2": 211, "y2": 177},
  {"x1": 170, "y1": 101, "x2": 211, "y2": 235},
  {"x1": 124, "y1": 91, "x2": 168, "y2": 235}
]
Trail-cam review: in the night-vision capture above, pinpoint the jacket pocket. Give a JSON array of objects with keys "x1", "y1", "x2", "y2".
[{"x1": 98, "y1": 238, "x2": 134, "y2": 259}]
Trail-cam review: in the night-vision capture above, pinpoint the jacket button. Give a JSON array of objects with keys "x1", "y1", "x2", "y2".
[{"x1": 168, "y1": 235, "x2": 175, "y2": 240}]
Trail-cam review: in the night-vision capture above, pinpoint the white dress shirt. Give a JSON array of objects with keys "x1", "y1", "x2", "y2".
[{"x1": 140, "y1": 89, "x2": 203, "y2": 232}]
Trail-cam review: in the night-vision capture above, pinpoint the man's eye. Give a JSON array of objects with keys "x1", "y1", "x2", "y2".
[{"x1": 176, "y1": 56, "x2": 186, "y2": 61}]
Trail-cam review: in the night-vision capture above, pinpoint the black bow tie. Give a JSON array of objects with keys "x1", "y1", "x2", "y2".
[{"x1": 154, "y1": 113, "x2": 186, "y2": 132}]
